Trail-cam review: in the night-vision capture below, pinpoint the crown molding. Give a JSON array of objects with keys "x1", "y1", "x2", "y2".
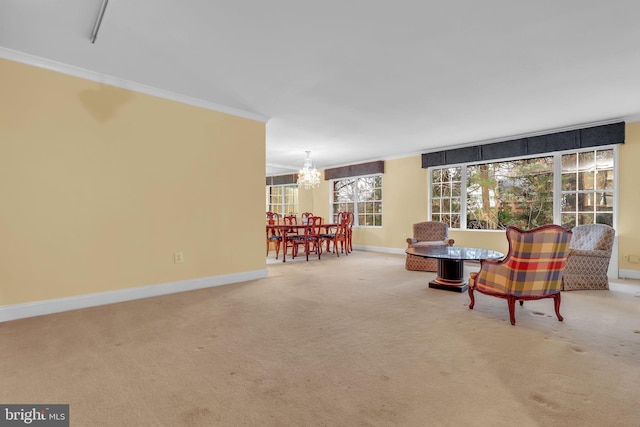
[{"x1": 0, "y1": 47, "x2": 270, "y2": 123}]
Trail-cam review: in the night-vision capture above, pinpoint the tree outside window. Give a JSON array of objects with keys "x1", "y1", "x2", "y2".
[
  {"x1": 332, "y1": 175, "x2": 382, "y2": 226},
  {"x1": 467, "y1": 157, "x2": 554, "y2": 230},
  {"x1": 430, "y1": 148, "x2": 614, "y2": 230}
]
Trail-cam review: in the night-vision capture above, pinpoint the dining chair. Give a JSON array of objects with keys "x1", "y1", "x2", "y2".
[
  {"x1": 266, "y1": 212, "x2": 282, "y2": 259},
  {"x1": 301, "y1": 212, "x2": 314, "y2": 224},
  {"x1": 320, "y1": 213, "x2": 350, "y2": 256},
  {"x1": 300, "y1": 216, "x2": 323, "y2": 261},
  {"x1": 344, "y1": 211, "x2": 354, "y2": 253},
  {"x1": 282, "y1": 215, "x2": 301, "y2": 258}
]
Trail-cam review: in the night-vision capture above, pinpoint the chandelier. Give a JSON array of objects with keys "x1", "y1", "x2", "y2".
[{"x1": 297, "y1": 151, "x2": 321, "y2": 189}]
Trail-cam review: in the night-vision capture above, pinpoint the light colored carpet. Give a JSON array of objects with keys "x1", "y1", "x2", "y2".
[{"x1": 1, "y1": 251, "x2": 639, "y2": 426}]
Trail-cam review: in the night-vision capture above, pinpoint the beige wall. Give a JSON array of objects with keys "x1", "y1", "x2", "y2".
[
  {"x1": 0, "y1": 59, "x2": 266, "y2": 307},
  {"x1": 617, "y1": 122, "x2": 640, "y2": 272},
  {"x1": 301, "y1": 123, "x2": 640, "y2": 275}
]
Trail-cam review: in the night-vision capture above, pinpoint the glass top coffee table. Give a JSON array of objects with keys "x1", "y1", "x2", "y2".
[{"x1": 406, "y1": 246, "x2": 504, "y2": 293}]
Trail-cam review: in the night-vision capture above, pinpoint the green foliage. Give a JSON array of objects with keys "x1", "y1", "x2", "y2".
[{"x1": 466, "y1": 157, "x2": 554, "y2": 230}]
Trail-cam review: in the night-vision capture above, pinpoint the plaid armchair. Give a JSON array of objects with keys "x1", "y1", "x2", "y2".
[
  {"x1": 468, "y1": 225, "x2": 572, "y2": 325},
  {"x1": 562, "y1": 224, "x2": 615, "y2": 291},
  {"x1": 405, "y1": 221, "x2": 454, "y2": 272}
]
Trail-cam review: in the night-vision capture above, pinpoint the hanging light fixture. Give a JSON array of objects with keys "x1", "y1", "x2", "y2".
[{"x1": 297, "y1": 151, "x2": 321, "y2": 189}]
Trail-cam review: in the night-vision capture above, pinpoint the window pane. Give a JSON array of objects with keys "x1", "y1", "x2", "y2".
[
  {"x1": 562, "y1": 153, "x2": 577, "y2": 172},
  {"x1": 596, "y1": 213, "x2": 613, "y2": 226},
  {"x1": 449, "y1": 167, "x2": 462, "y2": 181},
  {"x1": 432, "y1": 183, "x2": 442, "y2": 198},
  {"x1": 432, "y1": 169, "x2": 443, "y2": 183},
  {"x1": 578, "y1": 151, "x2": 595, "y2": 170},
  {"x1": 596, "y1": 149, "x2": 613, "y2": 166},
  {"x1": 441, "y1": 182, "x2": 451, "y2": 198},
  {"x1": 578, "y1": 213, "x2": 594, "y2": 225},
  {"x1": 451, "y1": 182, "x2": 461, "y2": 197},
  {"x1": 431, "y1": 199, "x2": 441, "y2": 213},
  {"x1": 596, "y1": 170, "x2": 613, "y2": 190},
  {"x1": 578, "y1": 171, "x2": 594, "y2": 190},
  {"x1": 578, "y1": 193, "x2": 594, "y2": 211},
  {"x1": 561, "y1": 193, "x2": 576, "y2": 212},
  {"x1": 561, "y1": 213, "x2": 576, "y2": 229},
  {"x1": 597, "y1": 192, "x2": 613, "y2": 210},
  {"x1": 562, "y1": 173, "x2": 577, "y2": 191}
]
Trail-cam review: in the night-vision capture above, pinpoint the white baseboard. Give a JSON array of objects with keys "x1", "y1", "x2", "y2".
[
  {"x1": 0, "y1": 269, "x2": 268, "y2": 323},
  {"x1": 618, "y1": 269, "x2": 640, "y2": 280},
  {"x1": 353, "y1": 245, "x2": 405, "y2": 255}
]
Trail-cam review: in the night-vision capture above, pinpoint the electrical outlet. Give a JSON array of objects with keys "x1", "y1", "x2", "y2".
[
  {"x1": 174, "y1": 251, "x2": 184, "y2": 264},
  {"x1": 629, "y1": 254, "x2": 640, "y2": 264}
]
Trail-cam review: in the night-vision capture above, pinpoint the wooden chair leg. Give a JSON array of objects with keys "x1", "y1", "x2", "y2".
[
  {"x1": 553, "y1": 293, "x2": 564, "y2": 322},
  {"x1": 507, "y1": 296, "x2": 517, "y2": 325},
  {"x1": 468, "y1": 287, "x2": 475, "y2": 309}
]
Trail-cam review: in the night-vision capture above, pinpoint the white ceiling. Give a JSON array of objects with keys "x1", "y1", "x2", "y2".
[{"x1": 3, "y1": 1, "x2": 640, "y2": 175}]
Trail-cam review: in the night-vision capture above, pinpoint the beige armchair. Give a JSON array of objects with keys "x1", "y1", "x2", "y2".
[
  {"x1": 562, "y1": 223, "x2": 615, "y2": 291},
  {"x1": 405, "y1": 221, "x2": 454, "y2": 272}
]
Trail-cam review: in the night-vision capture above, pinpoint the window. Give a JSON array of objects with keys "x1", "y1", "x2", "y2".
[
  {"x1": 266, "y1": 184, "x2": 298, "y2": 216},
  {"x1": 331, "y1": 175, "x2": 382, "y2": 226},
  {"x1": 561, "y1": 150, "x2": 614, "y2": 228},
  {"x1": 430, "y1": 148, "x2": 615, "y2": 230},
  {"x1": 467, "y1": 156, "x2": 554, "y2": 230},
  {"x1": 431, "y1": 167, "x2": 462, "y2": 228}
]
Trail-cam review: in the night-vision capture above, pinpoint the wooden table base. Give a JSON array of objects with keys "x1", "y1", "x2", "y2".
[{"x1": 428, "y1": 259, "x2": 468, "y2": 293}]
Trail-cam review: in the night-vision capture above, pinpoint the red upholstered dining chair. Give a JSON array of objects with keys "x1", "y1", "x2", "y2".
[
  {"x1": 468, "y1": 224, "x2": 572, "y2": 325},
  {"x1": 343, "y1": 211, "x2": 354, "y2": 253},
  {"x1": 320, "y1": 212, "x2": 350, "y2": 256},
  {"x1": 299, "y1": 216, "x2": 323, "y2": 261},
  {"x1": 282, "y1": 215, "x2": 301, "y2": 258},
  {"x1": 266, "y1": 212, "x2": 282, "y2": 259},
  {"x1": 301, "y1": 212, "x2": 314, "y2": 224}
]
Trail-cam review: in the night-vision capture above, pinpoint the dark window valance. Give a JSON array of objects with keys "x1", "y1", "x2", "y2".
[
  {"x1": 422, "y1": 122, "x2": 624, "y2": 168},
  {"x1": 324, "y1": 160, "x2": 385, "y2": 180},
  {"x1": 265, "y1": 174, "x2": 298, "y2": 186}
]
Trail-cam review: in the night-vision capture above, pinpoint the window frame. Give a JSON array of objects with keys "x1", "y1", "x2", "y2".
[
  {"x1": 266, "y1": 184, "x2": 299, "y2": 217},
  {"x1": 330, "y1": 173, "x2": 383, "y2": 228},
  {"x1": 428, "y1": 145, "x2": 618, "y2": 231}
]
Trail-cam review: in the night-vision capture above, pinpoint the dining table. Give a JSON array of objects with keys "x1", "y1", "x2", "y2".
[{"x1": 266, "y1": 222, "x2": 339, "y2": 262}]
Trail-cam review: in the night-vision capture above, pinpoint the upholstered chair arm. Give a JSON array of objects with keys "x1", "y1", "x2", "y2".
[
  {"x1": 470, "y1": 257, "x2": 512, "y2": 295},
  {"x1": 407, "y1": 237, "x2": 454, "y2": 246}
]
